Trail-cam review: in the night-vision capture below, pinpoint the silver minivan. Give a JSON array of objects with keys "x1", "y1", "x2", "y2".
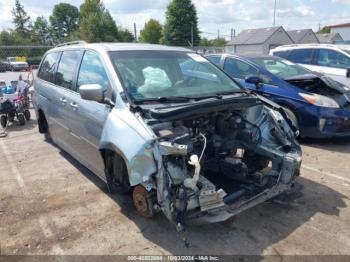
[{"x1": 33, "y1": 41, "x2": 301, "y2": 227}]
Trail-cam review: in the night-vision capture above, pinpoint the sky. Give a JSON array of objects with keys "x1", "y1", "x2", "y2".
[{"x1": 0, "y1": 0, "x2": 350, "y2": 40}]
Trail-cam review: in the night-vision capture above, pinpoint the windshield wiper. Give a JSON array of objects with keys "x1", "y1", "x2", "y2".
[{"x1": 134, "y1": 96, "x2": 192, "y2": 104}]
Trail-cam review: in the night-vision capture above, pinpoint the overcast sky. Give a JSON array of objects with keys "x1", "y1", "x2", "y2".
[{"x1": 1, "y1": 0, "x2": 350, "y2": 39}]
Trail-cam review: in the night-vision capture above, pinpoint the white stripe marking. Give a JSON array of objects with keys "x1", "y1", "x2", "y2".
[
  {"x1": 0, "y1": 139, "x2": 26, "y2": 189},
  {"x1": 302, "y1": 165, "x2": 350, "y2": 183}
]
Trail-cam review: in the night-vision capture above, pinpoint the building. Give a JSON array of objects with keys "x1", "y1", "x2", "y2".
[
  {"x1": 329, "y1": 23, "x2": 350, "y2": 41},
  {"x1": 226, "y1": 26, "x2": 294, "y2": 54},
  {"x1": 316, "y1": 33, "x2": 343, "y2": 43},
  {"x1": 287, "y1": 29, "x2": 319, "y2": 44}
]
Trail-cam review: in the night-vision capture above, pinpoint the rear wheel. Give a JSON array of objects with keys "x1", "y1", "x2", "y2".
[
  {"x1": 105, "y1": 152, "x2": 130, "y2": 194},
  {"x1": 24, "y1": 110, "x2": 31, "y2": 120},
  {"x1": 18, "y1": 114, "x2": 25, "y2": 125},
  {"x1": 0, "y1": 115, "x2": 7, "y2": 128}
]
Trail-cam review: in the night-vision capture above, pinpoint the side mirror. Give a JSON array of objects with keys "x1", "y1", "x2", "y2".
[
  {"x1": 346, "y1": 68, "x2": 350, "y2": 78},
  {"x1": 79, "y1": 84, "x2": 104, "y2": 103},
  {"x1": 245, "y1": 76, "x2": 264, "y2": 88}
]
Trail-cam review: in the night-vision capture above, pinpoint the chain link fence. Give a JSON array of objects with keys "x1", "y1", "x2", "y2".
[{"x1": 0, "y1": 46, "x2": 52, "y2": 72}]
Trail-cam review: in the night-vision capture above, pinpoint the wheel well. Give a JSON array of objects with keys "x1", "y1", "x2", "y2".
[{"x1": 101, "y1": 149, "x2": 129, "y2": 179}]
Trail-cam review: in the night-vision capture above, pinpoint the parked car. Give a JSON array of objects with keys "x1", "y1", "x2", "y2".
[
  {"x1": 206, "y1": 54, "x2": 350, "y2": 138},
  {"x1": 33, "y1": 42, "x2": 301, "y2": 226},
  {"x1": 4, "y1": 57, "x2": 29, "y2": 71},
  {"x1": 270, "y1": 44, "x2": 350, "y2": 87},
  {"x1": 0, "y1": 61, "x2": 8, "y2": 72}
]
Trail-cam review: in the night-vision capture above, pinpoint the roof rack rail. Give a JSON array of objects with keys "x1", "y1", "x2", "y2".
[{"x1": 55, "y1": 40, "x2": 87, "y2": 48}]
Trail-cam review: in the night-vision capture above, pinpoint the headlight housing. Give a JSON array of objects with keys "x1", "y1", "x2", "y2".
[{"x1": 299, "y1": 93, "x2": 339, "y2": 108}]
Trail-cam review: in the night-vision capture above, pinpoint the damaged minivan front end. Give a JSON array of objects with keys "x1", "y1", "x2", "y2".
[
  {"x1": 130, "y1": 95, "x2": 301, "y2": 225},
  {"x1": 107, "y1": 49, "x2": 302, "y2": 226}
]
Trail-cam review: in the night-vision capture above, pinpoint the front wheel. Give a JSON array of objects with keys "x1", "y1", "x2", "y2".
[{"x1": 105, "y1": 153, "x2": 130, "y2": 194}]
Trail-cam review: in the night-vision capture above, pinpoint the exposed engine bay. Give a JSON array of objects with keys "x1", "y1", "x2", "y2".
[
  {"x1": 135, "y1": 96, "x2": 302, "y2": 225},
  {"x1": 284, "y1": 74, "x2": 350, "y2": 108}
]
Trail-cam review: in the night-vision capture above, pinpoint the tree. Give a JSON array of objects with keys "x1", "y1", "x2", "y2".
[
  {"x1": 118, "y1": 28, "x2": 134, "y2": 42},
  {"x1": 318, "y1": 26, "x2": 330, "y2": 34},
  {"x1": 12, "y1": 0, "x2": 31, "y2": 38},
  {"x1": 0, "y1": 30, "x2": 16, "y2": 45},
  {"x1": 139, "y1": 19, "x2": 162, "y2": 44},
  {"x1": 162, "y1": 0, "x2": 200, "y2": 46},
  {"x1": 32, "y1": 16, "x2": 52, "y2": 45},
  {"x1": 79, "y1": 0, "x2": 118, "y2": 42},
  {"x1": 50, "y1": 3, "x2": 79, "y2": 42}
]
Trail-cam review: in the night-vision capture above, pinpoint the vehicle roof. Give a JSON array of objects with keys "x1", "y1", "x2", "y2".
[
  {"x1": 271, "y1": 43, "x2": 347, "y2": 51},
  {"x1": 49, "y1": 42, "x2": 194, "y2": 53}
]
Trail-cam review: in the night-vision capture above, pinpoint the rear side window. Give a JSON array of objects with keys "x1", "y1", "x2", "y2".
[
  {"x1": 55, "y1": 50, "x2": 83, "y2": 90},
  {"x1": 38, "y1": 52, "x2": 59, "y2": 82},
  {"x1": 223, "y1": 57, "x2": 258, "y2": 79},
  {"x1": 317, "y1": 49, "x2": 350, "y2": 69},
  {"x1": 288, "y1": 49, "x2": 314, "y2": 64},
  {"x1": 207, "y1": 55, "x2": 221, "y2": 66},
  {"x1": 77, "y1": 51, "x2": 109, "y2": 90},
  {"x1": 272, "y1": 51, "x2": 289, "y2": 59}
]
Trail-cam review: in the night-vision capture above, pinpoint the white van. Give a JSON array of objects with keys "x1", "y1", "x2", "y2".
[{"x1": 270, "y1": 44, "x2": 350, "y2": 87}]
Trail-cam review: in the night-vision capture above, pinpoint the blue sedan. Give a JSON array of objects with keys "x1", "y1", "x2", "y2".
[{"x1": 206, "y1": 54, "x2": 350, "y2": 138}]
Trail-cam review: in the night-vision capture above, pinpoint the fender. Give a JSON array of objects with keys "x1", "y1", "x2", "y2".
[{"x1": 99, "y1": 107, "x2": 158, "y2": 186}]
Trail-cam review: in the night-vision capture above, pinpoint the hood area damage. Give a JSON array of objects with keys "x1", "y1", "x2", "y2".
[{"x1": 130, "y1": 95, "x2": 302, "y2": 227}]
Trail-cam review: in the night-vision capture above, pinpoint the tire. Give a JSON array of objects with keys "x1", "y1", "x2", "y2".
[
  {"x1": 24, "y1": 110, "x2": 31, "y2": 120},
  {"x1": 282, "y1": 106, "x2": 299, "y2": 130},
  {"x1": 0, "y1": 115, "x2": 7, "y2": 128},
  {"x1": 105, "y1": 153, "x2": 130, "y2": 194},
  {"x1": 18, "y1": 114, "x2": 25, "y2": 125}
]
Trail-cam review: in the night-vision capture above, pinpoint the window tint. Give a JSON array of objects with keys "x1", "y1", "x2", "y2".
[
  {"x1": 38, "y1": 52, "x2": 59, "y2": 82},
  {"x1": 288, "y1": 49, "x2": 314, "y2": 64},
  {"x1": 206, "y1": 55, "x2": 221, "y2": 66},
  {"x1": 317, "y1": 49, "x2": 350, "y2": 69},
  {"x1": 223, "y1": 57, "x2": 258, "y2": 79},
  {"x1": 55, "y1": 50, "x2": 82, "y2": 90},
  {"x1": 273, "y1": 51, "x2": 289, "y2": 59},
  {"x1": 77, "y1": 51, "x2": 109, "y2": 90}
]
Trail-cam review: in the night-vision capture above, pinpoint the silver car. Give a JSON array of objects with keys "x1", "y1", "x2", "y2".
[{"x1": 33, "y1": 41, "x2": 302, "y2": 227}]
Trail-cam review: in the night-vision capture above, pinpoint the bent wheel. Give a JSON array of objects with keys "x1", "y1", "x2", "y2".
[{"x1": 133, "y1": 185, "x2": 154, "y2": 218}]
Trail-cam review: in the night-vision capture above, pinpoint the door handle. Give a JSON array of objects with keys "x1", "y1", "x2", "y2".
[
  {"x1": 70, "y1": 102, "x2": 78, "y2": 110},
  {"x1": 59, "y1": 97, "x2": 67, "y2": 104}
]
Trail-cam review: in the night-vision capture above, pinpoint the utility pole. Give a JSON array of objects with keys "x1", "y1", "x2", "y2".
[
  {"x1": 231, "y1": 28, "x2": 234, "y2": 40},
  {"x1": 217, "y1": 29, "x2": 220, "y2": 39},
  {"x1": 273, "y1": 0, "x2": 277, "y2": 26},
  {"x1": 133, "y1": 23, "x2": 137, "y2": 42}
]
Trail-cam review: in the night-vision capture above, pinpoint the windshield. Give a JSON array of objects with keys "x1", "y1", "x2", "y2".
[
  {"x1": 251, "y1": 57, "x2": 311, "y2": 79},
  {"x1": 109, "y1": 51, "x2": 241, "y2": 102}
]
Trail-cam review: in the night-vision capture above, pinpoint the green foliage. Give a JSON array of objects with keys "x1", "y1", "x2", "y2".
[
  {"x1": 139, "y1": 19, "x2": 162, "y2": 44},
  {"x1": 199, "y1": 37, "x2": 227, "y2": 46},
  {"x1": 32, "y1": 16, "x2": 53, "y2": 45},
  {"x1": 163, "y1": 0, "x2": 200, "y2": 46},
  {"x1": 79, "y1": 0, "x2": 118, "y2": 42},
  {"x1": 12, "y1": 0, "x2": 31, "y2": 38},
  {"x1": 50, "y1": 3, "x2": 79, "y2": 42},
  {"x1": 318, "y1": 26, "x2": 330, "y2": 34},
  {"x1": 118, "y1": 28, "x2": 135, "y2": 42},
  {"x1": 0, "y1": 30, "x2": 17, "y2": 45}
]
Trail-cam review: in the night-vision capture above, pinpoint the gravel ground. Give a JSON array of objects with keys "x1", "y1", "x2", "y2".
[{"x1": 0, "y1": 109, "x2": 350, "y2": 257}]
